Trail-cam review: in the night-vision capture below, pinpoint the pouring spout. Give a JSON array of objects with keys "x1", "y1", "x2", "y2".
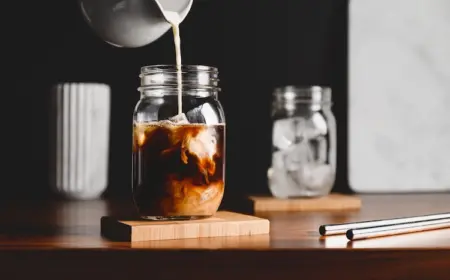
[{"x1": 154, "y1": 0, "x2": 193, "y2": 24}]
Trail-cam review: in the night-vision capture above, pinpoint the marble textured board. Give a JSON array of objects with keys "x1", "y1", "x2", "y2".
[{"x1": 349, "y1": 0, "x2": 450, "y2": 192}]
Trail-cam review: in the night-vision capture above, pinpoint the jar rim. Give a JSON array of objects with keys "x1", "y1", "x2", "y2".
[
  {"x1": 141, "y1": 64, "x2": 218, "y2": 74},
  {"x1": 273, "y1": 85, "x2": 332, "y2": 103}
]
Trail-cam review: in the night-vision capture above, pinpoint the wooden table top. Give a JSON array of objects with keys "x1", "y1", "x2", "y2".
[{"x1": 1, "y1": 193, "x2": 450, "y2": 279}]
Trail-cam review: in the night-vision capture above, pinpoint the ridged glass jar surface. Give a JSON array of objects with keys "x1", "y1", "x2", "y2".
[
  {"x1": 132, "y1": 65, "x2": 226, "y2": 220},
  {"x1": 268, "y1": 86, "x2": 336, "y2": 198}
]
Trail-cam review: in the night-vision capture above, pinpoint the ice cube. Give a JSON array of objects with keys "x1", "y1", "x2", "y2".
[
  {"x1": 295, "y1": 117, "x2": 319, "y2": 140},
  {"x1": 269, "y1": 150, "x2": 335, "y2": 196},
  {"x1": 269, "y1": 150, "x2": 300, "y2": 198},
  {"x1": 272, "y1": 118, "x2": 298, "y2": 150},
  {"x1": 168, "y1": 113, "x2": 190, "y2": 124},
  {"x1": 268, "y1": 165, "x2": 300, "y2": 199},
  {"x1": 271, "y1": 150, "x2": 285, "y2": 170},
  {"x1": 185, "y1": 106, "x2": 205, "y2": 123},
  {"x1": 187, "y1": 128, "x2": 217, "y2": 159},
  {"x1": 282, "y1": 142, "x2": 313, "y2": 171},
  {"x1": 316, "y1": 136, "x2": 327, "y2": 164},
  {"x1": 300, "y1": 164, "x2": 335, "y2": 190}
]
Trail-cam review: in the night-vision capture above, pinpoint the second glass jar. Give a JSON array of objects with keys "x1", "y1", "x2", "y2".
[
  {"x1": 132, "y1": 65, "x2": 226, "y2": 220},
  {"x1": 268, "y1": 86, "x2": 336, "y2": 198}
]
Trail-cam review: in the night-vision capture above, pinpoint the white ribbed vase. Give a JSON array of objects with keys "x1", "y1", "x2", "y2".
[{"x1": 49, "y1": 83, "x2": 111, "y2": 200}]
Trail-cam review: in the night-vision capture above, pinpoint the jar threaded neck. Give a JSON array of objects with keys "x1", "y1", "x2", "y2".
[
  {"x1": 273, "y1": 86, "x2": 332, "y2": 104},
  {"x1": 139, "y1": 65, "x2": 220, "y2": 96}
]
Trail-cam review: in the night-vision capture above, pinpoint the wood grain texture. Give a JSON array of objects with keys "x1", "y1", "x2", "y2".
[
  {"x1": 249, "y1": 193, "x2": 361, "y2": 211},
  {"x1": 101, "y1": 211, "x2": 270, "y2": 242},
  {"x1": 1, "y1": 194, "x2": 450, "y2": 279}
]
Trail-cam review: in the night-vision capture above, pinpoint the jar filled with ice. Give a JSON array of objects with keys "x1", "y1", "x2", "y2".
[{"x1": 268, "y1": 86, "x2": 336, "y2": 198}]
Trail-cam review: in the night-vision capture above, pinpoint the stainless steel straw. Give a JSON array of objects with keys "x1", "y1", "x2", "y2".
[
  {"x1": 319, "y1": 212, "x2": 450, "y2": 236},
  {"x1": 346, "y1": 217, "x2": 450, "y2": 240}
]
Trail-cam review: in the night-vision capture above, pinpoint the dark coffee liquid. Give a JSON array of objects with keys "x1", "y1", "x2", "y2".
[{"x1": 132, "y1": 122, "x2": 225, "y2": 220}]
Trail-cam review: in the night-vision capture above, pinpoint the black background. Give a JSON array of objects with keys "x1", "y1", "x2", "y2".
[{"x1": 6, "y1": 0, "x2": 349, "y2": 200}]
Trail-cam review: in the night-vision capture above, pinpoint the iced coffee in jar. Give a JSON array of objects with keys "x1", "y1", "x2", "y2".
[{"x1": 132, "y1": 65, "x2": 226, "y2": 220}]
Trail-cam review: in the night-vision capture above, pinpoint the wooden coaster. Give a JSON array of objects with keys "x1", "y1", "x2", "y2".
[
  {"x1": 101, "y1": 211, "x2": 270, "y2": 242},
  {"x1": 129, "y1": 234, "x2": 271, "y2": 249},
  {"x1": 248, "y1": 193, "x2": 362, "y2": 212}
]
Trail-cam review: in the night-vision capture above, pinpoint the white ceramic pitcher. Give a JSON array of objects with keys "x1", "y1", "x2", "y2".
[{"x1": 79, "y1": 0, "x2": 193, "y2": 48}]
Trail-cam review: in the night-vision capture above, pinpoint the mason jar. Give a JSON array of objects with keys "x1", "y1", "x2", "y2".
[
  {"x1": 132, "y1": 65, "x2": 226, "y2": 220},
  {"x1": 268, "y1": 86, "x2": 336, "y2": 198}
]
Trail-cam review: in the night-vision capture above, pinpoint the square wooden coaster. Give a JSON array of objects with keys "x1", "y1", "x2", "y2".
[
  {"x1": 101, "y1": 211, "x2": 270, "y2": 242},
  {"x1": 248, "y1": 193, "x2": 362, "y2": 212}
]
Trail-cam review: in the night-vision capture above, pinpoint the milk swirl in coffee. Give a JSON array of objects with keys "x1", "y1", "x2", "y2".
[{"x1": 133, "y1": 121, "x2": 225, "y2": 219}]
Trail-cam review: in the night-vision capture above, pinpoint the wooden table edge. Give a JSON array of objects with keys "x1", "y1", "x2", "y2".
[{"x1": 2, "y1": 249, "x2": 450, "y2": 279}]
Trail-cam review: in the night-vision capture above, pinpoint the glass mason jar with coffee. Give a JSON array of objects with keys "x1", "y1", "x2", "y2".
[
  {"x1": 268, "y1": 86, "x2": 336, "y2": 198},
  {"x1": 132, "y1": 65, "x2": 226, "y2": 220}
]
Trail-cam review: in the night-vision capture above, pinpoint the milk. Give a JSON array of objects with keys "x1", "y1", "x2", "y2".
[{"x1": 164, "y1": 11, "x2": 183, "y2": 116}]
